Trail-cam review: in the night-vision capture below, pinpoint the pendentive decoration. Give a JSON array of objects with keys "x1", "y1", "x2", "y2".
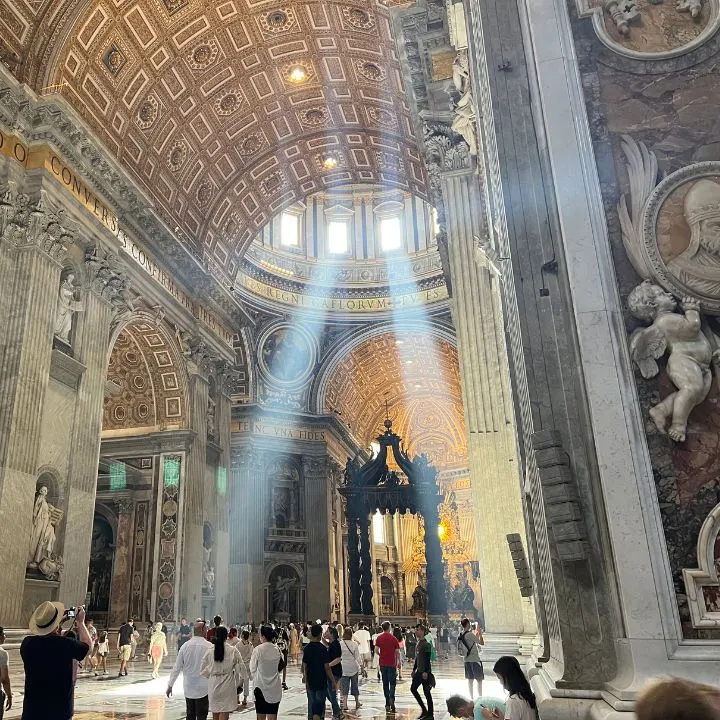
[{"x1": 620, "y1": 136, "x2": 720, "y2": 441}]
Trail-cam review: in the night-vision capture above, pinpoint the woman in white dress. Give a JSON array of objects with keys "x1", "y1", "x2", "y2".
[
  {"x1": 201, "y1": 626, "x2": 245, "y2": 720},
  {"x1": 250, "y1": 625, "x2": 283, "y2": 720},
  {"x1": 237, "y1": 629, "x2": 254, "y2": 707}
]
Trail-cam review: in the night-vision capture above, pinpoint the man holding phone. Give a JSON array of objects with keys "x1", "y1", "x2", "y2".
[
  {"x1": 446, "y1": 694, "x2": 506, "y2": 720},
  {"x1": 20, "y1": 602, "x2": 91, "y2": 720}
]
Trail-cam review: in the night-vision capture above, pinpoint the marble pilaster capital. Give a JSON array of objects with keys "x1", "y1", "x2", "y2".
[
  {"x1": 302, "y1": 455, "x2": 328, "y2": 477},
  {"x1": 84, "y1": 245, "x2": 132, "y2": 313},
  {"x1": 178, "y1": 330, "x2": 221, "y2": 378},
  {"x1": 0, "y1": 187, "x2": 74, "y2": 262},
  {"x1": 423, "y1": 122, "x2": 472, "y2": 175},
  {"x1": 215, "y1": 359, "x2": 242, "y2": 397},
  {"x1": 116, "y1": 497, "x2": 135, "y2": 516}
]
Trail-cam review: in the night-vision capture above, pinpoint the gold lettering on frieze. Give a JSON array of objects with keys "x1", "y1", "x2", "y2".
[
  {"x1": 0, "y1": 133, "x2": 234, "y2": 348},
  {"x1": 231, "y1": 419, "x2": 326, "y2": 442},
  {"x1": 240, "y1": 276, "x2": 447, "y2": 312}
]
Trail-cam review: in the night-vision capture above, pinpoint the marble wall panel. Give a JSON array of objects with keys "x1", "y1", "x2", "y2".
[{"x1": 569, "y1": 0, "x2": 720, "y2": 639}]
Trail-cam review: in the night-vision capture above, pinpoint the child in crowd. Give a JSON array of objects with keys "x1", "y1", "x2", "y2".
[{"x1": 96, "y1": 631, "x2": 109, "y2": 675}]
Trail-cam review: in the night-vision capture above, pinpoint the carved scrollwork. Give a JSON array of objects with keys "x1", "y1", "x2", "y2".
[{"x1": 84, "y1": 245, "x2": 132, "y2": 313}]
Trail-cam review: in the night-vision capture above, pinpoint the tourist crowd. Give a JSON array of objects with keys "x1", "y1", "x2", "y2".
[{"x1": 3, "y1": 602, "x2": 720, "y2": 720}]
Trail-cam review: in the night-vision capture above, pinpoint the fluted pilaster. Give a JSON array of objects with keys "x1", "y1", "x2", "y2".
[
  {"x1": 303, "y1": 456, "x2": 331, "y2": 620},
  {"x1": 440, "y1": 165, "x2": 528, "y2": 638},
  {"x1": 181, "y1": 369, "x2": 209, "y2": 619},
  {"x1": 0, "y1": 191, "x2": 72, "y2": 625}
]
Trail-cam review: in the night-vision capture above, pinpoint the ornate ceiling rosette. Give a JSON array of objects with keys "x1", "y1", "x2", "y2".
[{"x1": 5, "y1": 0, "x2": 428, "y2": 280}]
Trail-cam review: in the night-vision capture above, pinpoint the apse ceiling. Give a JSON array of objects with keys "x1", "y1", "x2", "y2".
[
  {"x1": 3, "y1": 0, "x2": 428, "y2": 279},
  {"x1": 323, "y1": 331, "x2": 468, "y2": 471}
]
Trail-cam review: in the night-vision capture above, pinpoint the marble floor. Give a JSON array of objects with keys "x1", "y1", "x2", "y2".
[{"x1": 4, "y1": 652, "x2": 504, "y2": 719}]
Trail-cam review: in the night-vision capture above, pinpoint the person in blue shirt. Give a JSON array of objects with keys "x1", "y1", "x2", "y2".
[{"x1": 446, "y1": 694, "x2": 506, "y2": 720}]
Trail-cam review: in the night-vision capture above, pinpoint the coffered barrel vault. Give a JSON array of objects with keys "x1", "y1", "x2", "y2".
[{"x1": 5, "y1": 0, "x2": 428, "y2": 280}]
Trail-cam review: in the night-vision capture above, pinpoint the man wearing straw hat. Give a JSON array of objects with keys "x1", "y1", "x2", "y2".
[{"x1": 20, "y1": 601, "x2": 92, "y2": 719}]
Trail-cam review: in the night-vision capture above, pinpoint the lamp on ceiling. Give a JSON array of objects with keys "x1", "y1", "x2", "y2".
[
  {"x1": 322, "y1": 155, "x2": 339, "y2": 170},
  {"x1": 288, "y1": 65, "x2": 308, "y2": 84}
]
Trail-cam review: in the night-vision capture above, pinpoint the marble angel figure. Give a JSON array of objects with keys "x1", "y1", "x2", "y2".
[
  {"x1": 54, "y1": 273, "x2": 84, "y2": 344},
  {"x1": 628, "y1": 281, "x2": 718, "y2": 442}
]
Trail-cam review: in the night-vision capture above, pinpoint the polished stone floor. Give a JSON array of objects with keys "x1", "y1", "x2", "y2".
[{"x1": 4, "y1": 650, "x2": 504, "y2": 719}]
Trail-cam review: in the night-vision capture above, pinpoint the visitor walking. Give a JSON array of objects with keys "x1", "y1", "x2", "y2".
[
  {"x1": 289, "y1": 623, "x2": 301, "y2": 665},
  {"x1": 410, "y1": 625, "x2": 434, "y2": 720},
  {"x1": 177, "y1": 618, "x2": 192, "y2": 651},
  {"x1": 130, "y1": 620, "x2": 139, "y2": 659},
  {"x1": 117, "y1": 617, "x2": 134, "y2": 677},
  {"x1": 0, "y1": 626, "x2": 12, "y2": 720},
  {"x1": 167, "y1": 619, "x2": 212, "y2": 720},
  {"x1": 148, "y1": 622, "x2": 168, "y2": 679},
  {"x1": 375, "y1": 621, "x2": 401, "y2": 712},
  {"x1": 21, "y1": 602, "x2": 91, "y2": 720},
  {"x1": 339, "y1": 627, "x2": 363, "y2": 712},
  {"x1": 277, "y1": 624, "x2": 290, "y2": 690},
  {"x1": 84, "y1": 618, "x2": 98, "y2": 673},
  {"x1": 405, "y1": 627, "x2": 417, "y2": 663},
  {"x1": 207, "y1": 615, "x2": 224, "y2": 643},
  {"x1": 303, "y1": 624, "x2": 338, "y2": 720},
  {"x1": 201, "y1": 626, "x2": 244, "y2": 720},
  {"x1": 458, "y1": 618, "x2": 484, "y2": 698},
  {"x1": 393, "y1": 625, "x2": 405, "y2": 680},
  {"x1": 96, "y1": 631, "x2": 109, "y2": 675},
  {"x1": 237, "y1": 630, "x2": 254, "y2": 707},
  {"x1": 483, "y1": 656, "x2": 537, "y2": 720},
  {"x1": 250, "y1": 625, "x2": 283, "y2": 720},
  {"x1": 352, "y1": 624, "x2": 371, "y2": 676},
  {"x1": 325, "y1": 627, "x2": 343, "y2": 719}
]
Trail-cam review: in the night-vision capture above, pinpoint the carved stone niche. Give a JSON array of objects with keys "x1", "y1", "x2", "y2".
[
  {"x1": 576, "y1": 0, "x2": 720, "y2": 60},
  {"x1": 682, "y1": 502, "x2": 720, "y2": 627}
]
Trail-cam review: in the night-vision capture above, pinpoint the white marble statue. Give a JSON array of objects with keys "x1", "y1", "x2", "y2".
[
  {"x1": 272, "y1": 576, "x2": 296, "y2": 613},
  {"x1": 628, "y1": 281, "x2": 718, "y2": 442},
  {"x1": 668, "y1": 180, "x2": 720, "y2": 301},
  {"x1": 207, "y1": 396, "x2": 216, "y2": 439},
  {"x1": 28, "y1": 486, "x2": 63, "y2": 569},
  {"x1": 450, "y1": 53, "x2": 477, "y2": 156},
  {"x1": 676, "y1": 0, "x2": 703, "y2": 18},
  {"x1": 54, "y1": 273, "x2": 83, "y2": 345},
  {"x1": 604, "y1": 0, "x2": 639, "y2": 36}
]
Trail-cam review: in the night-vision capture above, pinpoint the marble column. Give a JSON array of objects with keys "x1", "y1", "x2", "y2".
[
  {"x1": 432, "y1": 144, "x2": 531, "y2": 648},
  {"x1": 0, "y1": 189, "x2": 73, "y2": 625},
  {"x1": 347, "y1": 518, "x2": 362, "y2": 614},
  {"x1": 181, "y1": 364, "x2": 209, "y2": 620},
  {"x1": 61, "y1": 245, "x2": 130, "y2": 608},
  {"x1": 358, "y1": 515, "x2": 374, "y2": 616},
  {"x1": 108, "y1": 498, "x2": 135, "y2": 626},
  {"x1": 213, "y1": 366, "x2": 233, "y2": 617},
  {"x1": 229, "y1": 447, "x2": 267, "y2": 624},
  {"x1": 303, "y1": 456, "x2": 331, "y2": 620}
]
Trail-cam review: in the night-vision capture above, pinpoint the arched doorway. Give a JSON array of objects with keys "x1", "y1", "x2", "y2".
[
  {"x1": 87, "y1": 513, "x2": 115, "y2": 626},
  {"x1": 380, "y1": 576, "x2": 396, "y2": 615}
]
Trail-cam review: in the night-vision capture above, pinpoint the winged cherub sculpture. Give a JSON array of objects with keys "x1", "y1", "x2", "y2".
[{"x1": 628, "y1": 280, "x2": 718, "y2": 442}]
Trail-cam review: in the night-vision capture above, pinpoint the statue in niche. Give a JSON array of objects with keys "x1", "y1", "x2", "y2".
[
  {"x1": 272, "y1": 575, "x2": 296, "y2": 614},
  {"x1": 451, "y1": 569, "x2": 476, "y2": 614},
  {"x1": 667, "y1": 180, "x2": 720, "y2": 302},
  {"x1": 207, "y1": 396, "x2": 216, "y2": 440},
  {"x1": 54, "y1": 273, "x2": 83, "y2": 346},
  {"x1": 628, "y1": 281, "x2": 719, "y2": 442},
  {"x1": 202, "y1": 524, "x2": 215, "y2": 595},
  {"x1": 272, "y1": 487, "x2": 291, "y2": 528},
  {"x1": 450, "y1": 51, "x2": 477, "y2": 157},
  {"x1": 28, "y1": 486, "x2": 64, "y2": 578},
  {"x1": 411, "y1": 580, "x2": 428, "y2": 615}
]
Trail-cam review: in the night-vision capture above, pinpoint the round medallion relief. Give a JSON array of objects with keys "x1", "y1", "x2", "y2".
[
  {"x1": 639, "y1": 161, "x2": 720, "y2": 314},
  {"x1": 158, "y1": 581, "x2": 174, "y2": 600},
  {"x1": 260, "y1": 326, "x2": 315, "y2": 384},
  {"x1": 239, "y1": 134, "x2": 266, "y2": 156},
  {"x1": 163, "y1": 499, "x2": 178, "y2": 517}
]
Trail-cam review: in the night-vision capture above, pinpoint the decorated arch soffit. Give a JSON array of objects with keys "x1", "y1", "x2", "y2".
[
  {"x1": 104, "y1": 320, "x2": 189, "y2": 435},
  {"x1": 320, "y1": 329, "x2": 468, "y2": 471},
  {"x1": 576, "y1": 0, "x2": 720, "y2": 60},
  {"x1": 5, "y1": 0, "x2": 428, "y2": 279}
]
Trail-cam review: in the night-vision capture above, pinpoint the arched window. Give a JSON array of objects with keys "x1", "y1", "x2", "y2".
[{"x1": 372, "y1": 511, "x2": 385, "y2": 544}]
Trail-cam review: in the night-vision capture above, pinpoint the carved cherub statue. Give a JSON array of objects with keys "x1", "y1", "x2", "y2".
[{"x1": 628, "y1": 281, "x2": 717, "y2": 442}]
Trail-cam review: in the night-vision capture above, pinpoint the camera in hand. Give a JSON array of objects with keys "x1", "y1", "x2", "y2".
[{"x1": 67, "y1": 607, "x2": 76, "y2": 618}]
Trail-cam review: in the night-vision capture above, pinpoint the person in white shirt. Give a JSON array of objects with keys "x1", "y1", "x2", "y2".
[
  {"x1": 480, "y1": 656, "x2": 537, "y2": 720},
  {"x1": 201, "y1": 627, "x2": 244, "y2": 720},
  {"x1": 167, "y1": 620, "x2": 212, "y2": 720},
  {"x1": 352, "y1": 624, "x2": 371, "y2": 674},
  {"x1": 339, "y1": 627, "x2": 363, "y2": 711},
  {"x1": 236, "y1": 630, "x2": 254, "y2": 707},
  {"x1": 250, "y1": 625, "x2": 283, "y2": 720}
]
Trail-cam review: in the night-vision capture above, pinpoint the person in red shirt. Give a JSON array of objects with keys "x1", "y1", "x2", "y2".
[{"x1": 374, "y1": 622, "x2": 400, "y2": 712}]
